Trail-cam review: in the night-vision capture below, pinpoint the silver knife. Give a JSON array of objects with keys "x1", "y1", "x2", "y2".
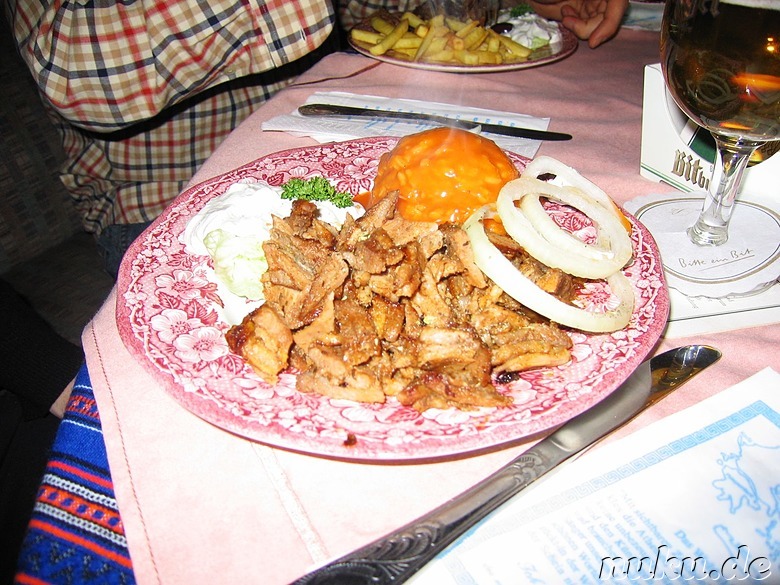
[
  {"x1": 297, "y1": 103, "x2": 573, "y2": 141},
  {"x1": 294, "y1": 344, "x2": 721, "y2": 585}
]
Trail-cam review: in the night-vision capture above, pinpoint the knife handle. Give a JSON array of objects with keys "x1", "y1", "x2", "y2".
[{"x1": 294, "y1": 442, "x2": 566, "y2": 585}]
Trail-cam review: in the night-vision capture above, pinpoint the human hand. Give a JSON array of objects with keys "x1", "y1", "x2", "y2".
[{"x1": 529, "y1": 0, "x2": 629, "y2": 48}]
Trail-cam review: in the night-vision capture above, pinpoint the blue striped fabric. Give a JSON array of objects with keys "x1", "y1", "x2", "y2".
[{"x1": 15, "y1": 365, "x2": 135, "y2": 585}]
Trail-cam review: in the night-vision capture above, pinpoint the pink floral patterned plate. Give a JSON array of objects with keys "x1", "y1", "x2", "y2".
[{"x1": 116, "y1": 137, "x2": 669, "y2": 461}]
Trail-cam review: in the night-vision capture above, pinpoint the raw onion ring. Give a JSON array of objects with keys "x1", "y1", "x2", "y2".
[
  {"x1": 523, "y1": 156, "x2": 633, "y2": 234},
  {"x1": 496, "y1": 178, "x2": 632, "y2": 279},
  {"x1": 523, "y1": 156, "x2": 615, "y2": 212},
  {"x1": 520, "y1": 190, "x2": 613, "y2": 261},
  {"x1": 463, "y1": 206, "x2": 635, "y2": 333}
]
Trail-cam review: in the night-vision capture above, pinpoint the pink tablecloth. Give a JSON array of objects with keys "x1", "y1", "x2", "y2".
[{"x1": 83, "y1": 29, "x2": 780, "y2": 585}]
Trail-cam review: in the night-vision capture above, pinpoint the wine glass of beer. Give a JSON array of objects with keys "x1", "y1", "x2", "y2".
[{"x1": 660, "y1": 0, "x2": 780, "y2": 246}]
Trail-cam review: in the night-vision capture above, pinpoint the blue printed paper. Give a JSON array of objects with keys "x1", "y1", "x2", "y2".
[{"x1": 412, "y1": 368, "x2": 780, "y2": 585}]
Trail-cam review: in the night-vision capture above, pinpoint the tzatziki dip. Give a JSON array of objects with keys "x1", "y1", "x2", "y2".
[
  {"x1": 497, "y1": 8, "x2": 563, "y2": 51},
  {"x1": 182, "y1": 179, "x2": 364, "y2": 324}
]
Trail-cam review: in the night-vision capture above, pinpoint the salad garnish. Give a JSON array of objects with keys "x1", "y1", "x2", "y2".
[
  {"x1": 509, "y1": 3, "x2": 534, "y2": 17},
  {"x1": 281, "y1": 177, "x2": 353, "y2": 208}
]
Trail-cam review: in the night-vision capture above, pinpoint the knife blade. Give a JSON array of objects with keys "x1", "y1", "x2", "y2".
[
  {"x1": 294, "y1": 344, "x2": 721, "y2": 585},
  {"x1": 297, "y1": 103, "x2": 573, "y2": 141}
]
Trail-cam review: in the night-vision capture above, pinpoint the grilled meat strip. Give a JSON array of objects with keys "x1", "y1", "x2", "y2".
[{"x1": 227, "y1": 195, "x2": 574, "y2": 412}]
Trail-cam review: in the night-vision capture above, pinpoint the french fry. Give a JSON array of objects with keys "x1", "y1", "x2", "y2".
[
  {"x1": 425, "y1": 49, "x2": 455, "y2": 63},
  {"x1": 370, "y1": 15, "x2": 395, "y2": 35},
  {"x1": 392, "y1": 35, "x2": 423, "y2": 49},
  {"x1": 474, "y1": 51, "x2": 503, "y2": 65},
  {"x1": 370, "y1": 18, "x2": 409, "y2": 56},
  {"x1": 350, "y1": 28, "x2": 383, "y2": 45},
  {"x1": 449, "y1": 35, "x2": 466, "y2": 51},
  {"x1": 454, "y1": 19, "x2": 479, "y2": 38},
  {"x1": 429, "y1": 14, "x2": 445, "y2": 28},
  {"x1": 444, "y1": 17, "x2": 468, "y2": 32},
  {"x1": 413, "y1": 21, "x2": 447, "y2": 61},
  {"x1": 353, "y1": 11, "x2": 536, "y2": 67},
  {"x1": 463, "y1": 27, "x2": 489, "y2": 50},
  {"x1": 389, "y1": 47, "x2": 417, "y2": 59},
  {"x1": 454, "y1": 49, "x2": 480, "y2": 66},
  {"x1": 400, "y1": 11, "x2": 424, "y2": 28},
  {"x1": 427, "y1": 35, "x2": 450, "y2": 54},
  {"x1": 493, "y1": 30, "x2": 532, "y2": 59}
]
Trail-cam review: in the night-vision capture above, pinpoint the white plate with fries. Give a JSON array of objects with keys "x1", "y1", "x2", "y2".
[
  {"x1": 116, "y1": 137, "x2": 668, "y2": 461},
  {"x1": 349, "y1": 11, "x2": 578, "y2": 73}
]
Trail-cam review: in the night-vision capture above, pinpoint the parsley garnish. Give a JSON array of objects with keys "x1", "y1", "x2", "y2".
[
  {"x1": 280, "y1": 177, "x2": 353, "y2": 208},
  {"x1": 509, "y1": 3, "x2": 534, "y2": 17}
]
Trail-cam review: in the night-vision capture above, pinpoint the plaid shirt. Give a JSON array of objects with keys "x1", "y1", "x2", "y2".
[{"x1": 5, "y1": 0, "x2": 335, "y2": 235}]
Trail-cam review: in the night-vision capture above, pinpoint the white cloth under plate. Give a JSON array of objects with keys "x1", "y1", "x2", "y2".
[{"x1": 260, "y1": 91, "x2": 550, "y2": 159}]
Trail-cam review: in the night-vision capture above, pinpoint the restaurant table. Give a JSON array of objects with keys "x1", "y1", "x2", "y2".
[{"x1": 15, "y1": 28, "x2": 780, "y2": 585}]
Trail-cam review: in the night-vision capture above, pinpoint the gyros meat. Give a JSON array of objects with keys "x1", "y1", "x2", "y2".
[{"x1": 226, "y1": 194, "x2": 576, "y2": 412}]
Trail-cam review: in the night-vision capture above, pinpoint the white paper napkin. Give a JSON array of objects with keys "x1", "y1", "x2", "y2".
[
  {"x1": 623, "y1": 0, "x2": 664, "y2": 31},
  {"x1": 624, "y1": 192, "x2": 780, "y2": 337},
  {"x1": 411, "y1": 367, "x2": 780, "y2": 584},
  {"x1": 663, "y1": 285, "x2": 780, "y2": 339},
  {"x1": 261, "y1": 91, "x2": 550, "y2": 159}
]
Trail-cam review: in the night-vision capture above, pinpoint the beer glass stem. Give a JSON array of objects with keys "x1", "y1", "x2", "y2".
[{"x1": 687, "y1": 135, "x2": 761, "y2": 246}]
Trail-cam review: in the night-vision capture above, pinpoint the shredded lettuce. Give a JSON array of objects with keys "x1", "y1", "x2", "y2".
[{"x1": 204, "y1": 229, "x2": 267, "y2": 301}]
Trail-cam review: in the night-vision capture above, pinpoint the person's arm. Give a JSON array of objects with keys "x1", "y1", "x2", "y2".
[
  {"x1": 7, "y1": 0, "x2": 334, "y2": 132},
  {"x1": 529, "y1": 0, "x2": 628, "y2": 48}
]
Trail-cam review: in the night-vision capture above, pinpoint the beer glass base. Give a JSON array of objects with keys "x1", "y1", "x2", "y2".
[{"x1": 687, "y1": 222, "x2": 728, "y2": 246}]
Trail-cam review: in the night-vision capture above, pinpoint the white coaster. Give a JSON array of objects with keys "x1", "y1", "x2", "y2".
[{"x1": 625, "y1": 193, "x2": 780, "y2": 298}]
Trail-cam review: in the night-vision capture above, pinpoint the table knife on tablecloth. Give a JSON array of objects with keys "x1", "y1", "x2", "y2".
[
  {"x1": 297, "y1": 103, "x2": 573, "y2": 141},
  {"x1": 294, "y1": 344, "x2": 722, "y2": 585}
]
